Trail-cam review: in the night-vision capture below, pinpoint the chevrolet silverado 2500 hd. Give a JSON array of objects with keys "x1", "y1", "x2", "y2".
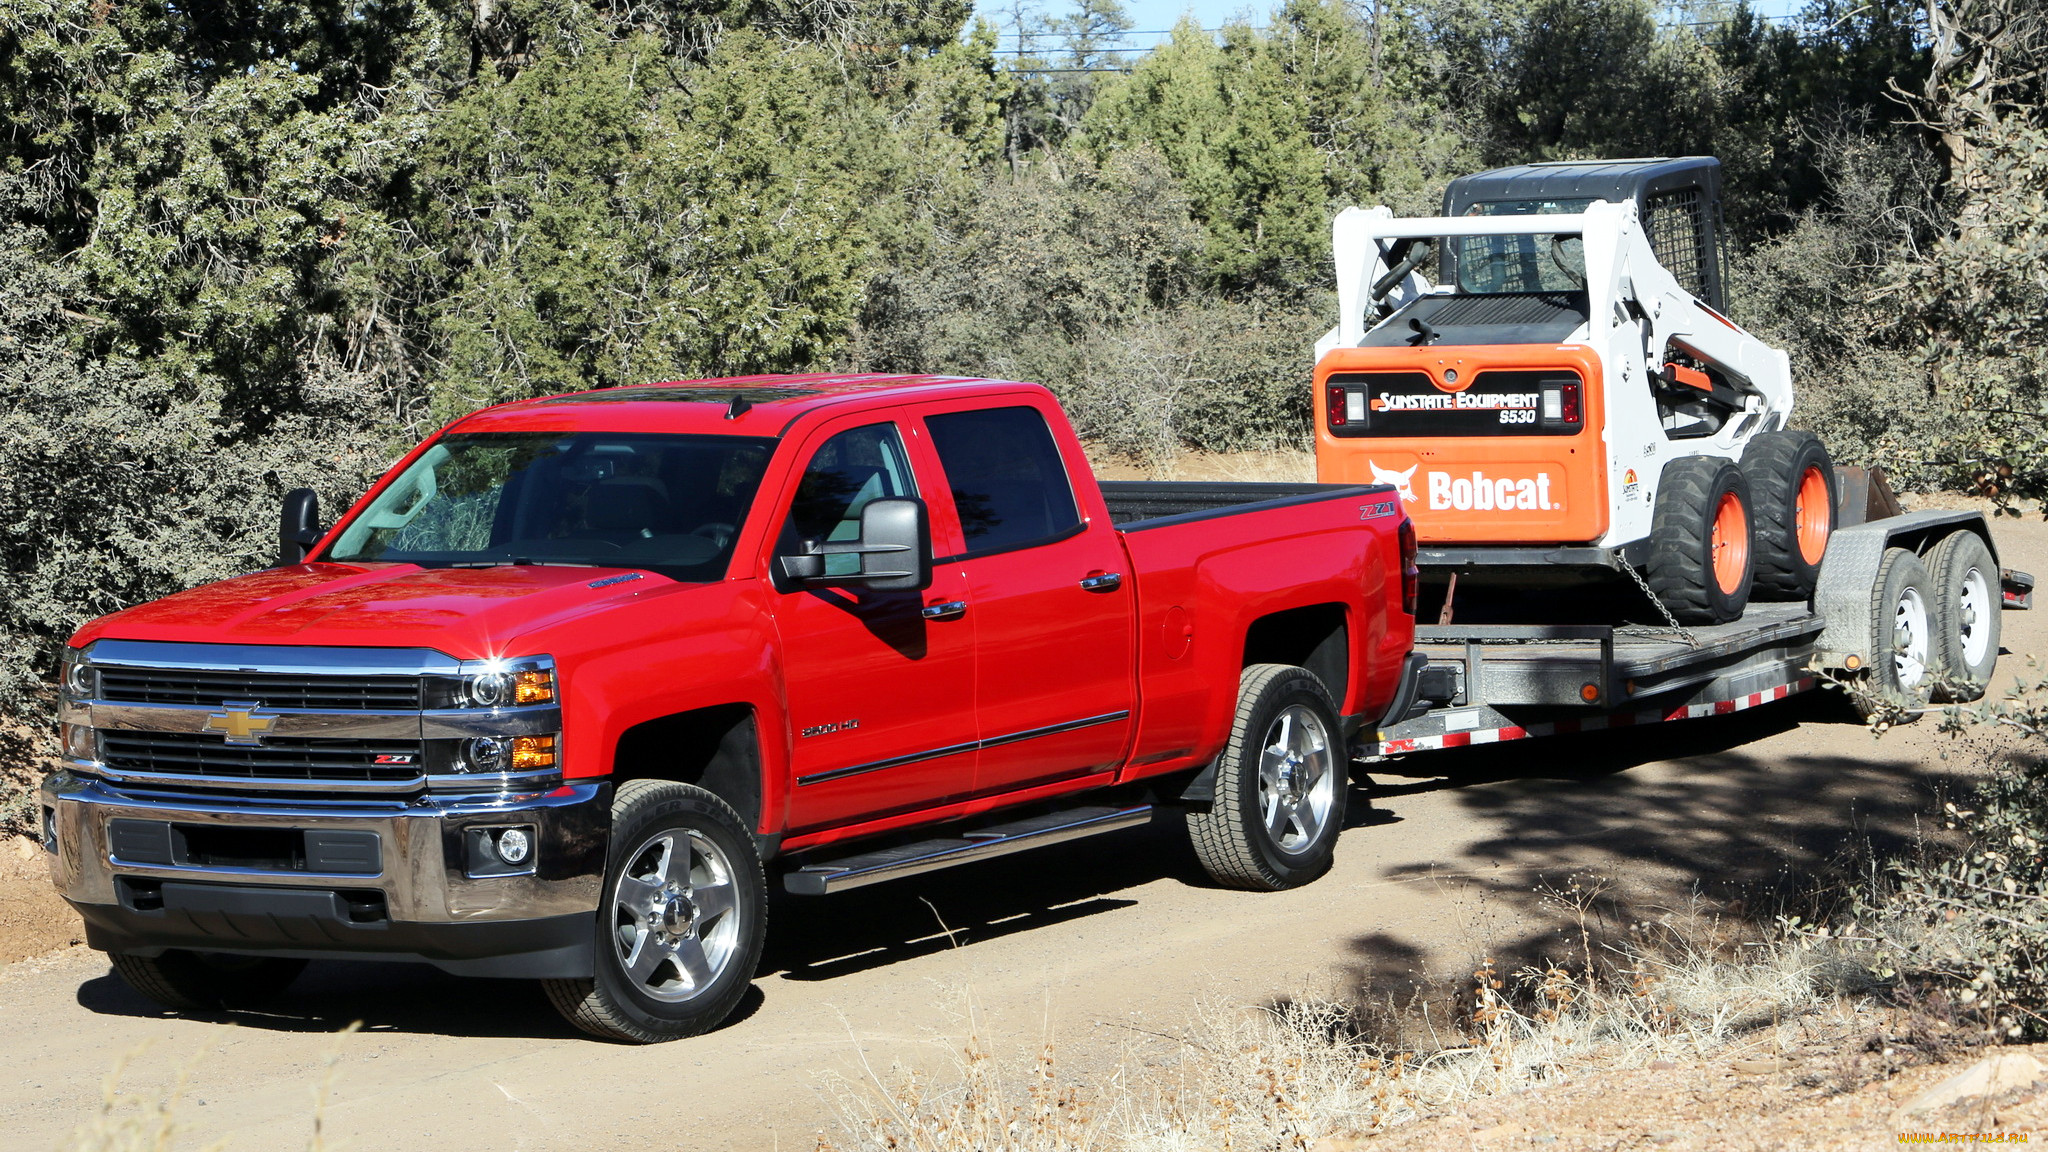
[{"x1": 43, "y1": 374, "x2": 1419, "y2": 1041}]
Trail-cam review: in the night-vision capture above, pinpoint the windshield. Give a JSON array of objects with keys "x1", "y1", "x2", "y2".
[
  {"x1": 1454, "y1": 197, "x2": 1592, "y2": 295},
  {"x1": 327, "y1": 432, "x2": 776, "y2": 581}
]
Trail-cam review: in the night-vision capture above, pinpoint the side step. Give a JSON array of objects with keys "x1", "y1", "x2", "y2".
[{"x1": 783, "y1": 805, "x2": 1153, "y2": 896}]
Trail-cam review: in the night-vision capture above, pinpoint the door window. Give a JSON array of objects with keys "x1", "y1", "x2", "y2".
[
  {"x1": 925, "y1": 406, "x2": 1080, "y2": 556},
  {"x1": 779, "y1": 423, "x2": 917, "y2": 577}
]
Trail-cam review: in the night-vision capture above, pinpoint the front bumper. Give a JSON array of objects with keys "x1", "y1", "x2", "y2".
[{"x1": 40, "y1": 770, "x2": 607, "y2": 978}]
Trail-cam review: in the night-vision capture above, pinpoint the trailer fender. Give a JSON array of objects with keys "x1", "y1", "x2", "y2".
[{"x1": 1813, "y1": 510, "x2": 1997, "y2": 669}]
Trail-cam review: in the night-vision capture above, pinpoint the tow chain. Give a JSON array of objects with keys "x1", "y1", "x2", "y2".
[{"x1": 1616, "y1": 554, "x2": 1701, "y2": 648}]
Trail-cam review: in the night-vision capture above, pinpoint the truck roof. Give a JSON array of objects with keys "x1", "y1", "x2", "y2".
[{"x1": 452, "y1": 373, "x2": 1037, "y2": 436}]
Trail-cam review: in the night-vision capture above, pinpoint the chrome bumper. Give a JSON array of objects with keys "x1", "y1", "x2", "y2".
[{"x1": 44, "y1": 766, "x2": 602, "y2": 926}]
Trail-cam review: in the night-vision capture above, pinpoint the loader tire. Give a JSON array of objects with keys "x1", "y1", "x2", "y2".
[
  {"x1": 1645, "y1": 456, "x2": 1754, "y2": 625},
  {"x1": 1741, "y1": 431, "x2": 1835, "y2": 601},
  {"x1": 1185, "y1": 664, "x2": 1346, "y2": 892}
]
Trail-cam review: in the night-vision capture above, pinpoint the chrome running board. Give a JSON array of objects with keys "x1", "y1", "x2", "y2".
[{"x1": 783, "y1": 804, "x2": 1153, "y2": 895}]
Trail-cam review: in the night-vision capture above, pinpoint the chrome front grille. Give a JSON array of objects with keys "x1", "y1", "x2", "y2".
[
  {"x1": 97, "y1": 668, "x2": 423, "y2": 711},
  {"x1": 100, "y1": 731, "x2": 427, "y2": 787}
]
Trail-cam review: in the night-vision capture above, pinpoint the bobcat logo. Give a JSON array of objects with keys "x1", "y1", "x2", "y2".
[{"x1": 1369, "y1": 461, "x2": 1418, "y2": 503}]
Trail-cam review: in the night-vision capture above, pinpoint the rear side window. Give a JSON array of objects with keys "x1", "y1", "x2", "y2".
[{"x1": 925, "y1": 406, "x2": 1081, "y2": 555}]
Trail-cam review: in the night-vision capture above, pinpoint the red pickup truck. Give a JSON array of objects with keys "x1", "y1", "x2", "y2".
[{"x1": 42, "y1": 375, "x2": 1418, "y2": 1041}]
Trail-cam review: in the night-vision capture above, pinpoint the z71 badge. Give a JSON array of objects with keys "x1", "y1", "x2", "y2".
[{"x1": 1359, "y1": 500, "x2": 1399, "y2": 520}]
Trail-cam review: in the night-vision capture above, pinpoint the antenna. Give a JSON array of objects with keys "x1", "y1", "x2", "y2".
[{"x1": 725, "y1": 393, "x2": 752, "y2": 420}]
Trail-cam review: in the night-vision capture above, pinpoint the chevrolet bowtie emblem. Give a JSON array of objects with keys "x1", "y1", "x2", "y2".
[{"x1": 204, "y1": 703, "x2": 278, "y2": 746}]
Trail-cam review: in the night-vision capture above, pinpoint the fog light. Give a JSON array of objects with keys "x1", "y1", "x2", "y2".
[
  {"x1": 511, "y1": 734, "x2": 558, "y2": 771},
  {"x1": 496, "y1": 827, "x2": 531, "y2": 864},
  {"x1": 42, "y1": 806, "x2": 57, "y2": 852},
  {"x1": 462, "y1": 736, "x2": 510, "y2": 773}
]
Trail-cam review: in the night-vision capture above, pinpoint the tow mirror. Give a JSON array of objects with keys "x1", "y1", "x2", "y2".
[
  {"x1": 279, "y1": 488, "x2": 323, "y2": 566},
  {"x1": 777, "y1": 497, "x2": 932, "y2": 592}
]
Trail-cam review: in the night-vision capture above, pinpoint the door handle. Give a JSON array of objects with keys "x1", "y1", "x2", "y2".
[
  {"x1": 1079, "y1": 572, "x2": 1123, "y2": 592},
  {"x1": 921, "y1": 600, "x2": 968, "y2": 621}
]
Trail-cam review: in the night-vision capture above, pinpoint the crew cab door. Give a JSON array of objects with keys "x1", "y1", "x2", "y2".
[
  {"x1": 768, "y1": 417, "x2": 978, "y2": 831},
  {"x1": 916, "y1": 401, "x2": 1136, "y2": 796}
]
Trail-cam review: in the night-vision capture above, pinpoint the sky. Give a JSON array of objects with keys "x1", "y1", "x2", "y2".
[{"x1": 980, "y1": 0, "x2": 1814, "y2": 59}]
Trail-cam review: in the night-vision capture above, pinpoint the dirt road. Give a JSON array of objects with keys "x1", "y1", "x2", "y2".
[{"x1": 3, "y1": 509, "x2": 2041, "y2": 1152}]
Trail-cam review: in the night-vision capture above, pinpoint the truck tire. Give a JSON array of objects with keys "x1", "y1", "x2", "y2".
[
  {"x1": 109, "y1": 951, "x2": 306, "y2": 1011},
  {"x1": 1741, "y1": 431, "x2": 1834, "y2": 600},
  {"x1": 1186, "y1": 664, "x2": 1346, "y2": 892},
  {"x1": 1861, "y1": 547, "x2": 1937, "y2": 718},
  {"x1": 1928, "y1": 531, "x2": 2001, "y2": 702},
  {"x1": 1646, "y1": 456, "x2": 1754, "y2": 625},
  {"x1": 544, "y1": 780, "x2": 766, "y2": 1043}
]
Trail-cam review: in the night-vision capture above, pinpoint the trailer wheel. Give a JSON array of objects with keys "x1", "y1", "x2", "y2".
[
  {"x1": 1646, "y1": 456, "x2": 1755, "y2": 625},
  {"x1": 1741, "y1": 431, "x2": 1834, "y2": 600},
  {"x1": 1861, "y1": 547, "x2": 1937, "y2": 718},
  {"x1": 544, "y1": 780, "x2": 766, "y2": 1043},
  {"x1": 1186, "y1": 664, "x2": 1346, "y2": 891},
  {"x1": 109, "y1": 951, "x2": 306, "y2": 1011},
  {"x1": 1928, "y1": 531, "x2": 2001, "y2": 702}
]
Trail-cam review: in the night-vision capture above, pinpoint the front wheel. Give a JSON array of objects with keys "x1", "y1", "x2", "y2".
[
  {"x1": 544, "y1": 781, "x2": 767, "y2": 1043},
  {"x1": 1186, "y1": 664, "x2": 1347, "y2": 891},
  {"x1": 1858, "y1": 547, "x2": 1937, "y2": 720},
  {"x1": 109, "y1": 951, "x2": 306, "y2": 1011}
]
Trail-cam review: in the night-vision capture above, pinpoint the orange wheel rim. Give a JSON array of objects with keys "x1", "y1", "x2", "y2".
[
  {"x1": 1794, "y1": 465, "x2": 1831, "y2": 565},
  {"x1": 1711, "y1": 491, "x2": 1749, "y2": 594}
]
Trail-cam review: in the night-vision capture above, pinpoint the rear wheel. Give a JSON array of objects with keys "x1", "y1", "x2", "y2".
[
  {"x1": 1645, "y1": 456, "x2": 1755, "y2": 624},
  {"x1": 1186, "y1": 664, "x2": 1346, "y2": 891},
  {"x1": 110, "y1": 951, "x2": 306, "y2": 1011},
  {"x1": 1860, "y1": 547, "x2": 1936, "y2": 719},
  {"x1": 1928, "y1": 531, "x2": 2001, "y2": 702},
  {"x1": 544, "y1": 781, "x2": 766, "y2": 1043},
  {"x1": 1741, "y1": 431, "x2": 1835, "y2": 600}
]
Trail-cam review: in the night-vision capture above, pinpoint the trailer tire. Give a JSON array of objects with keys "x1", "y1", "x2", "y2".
[
  {"x1": 1186, "y1": 664, "x2": 1346, "y2": 892},
  {"x1": 1928, "y1": 531, "x2": 2001, "y2": 703},
  {"x1": 544, "y1": 780, "x2": 766, "y2": 1043},
  {"x1": 109, "y1": 951, "x2": 306, "y2": 1011},
  {"x1": 1646, "y1": 456, "x2": 1755, "y2": 625},
  {"x1": 1741, "y1": 431, "x2": 1834, "y2": 601},
  {"x1": 1860, "y1": 547, "x2": 1937, "y2": 719}
]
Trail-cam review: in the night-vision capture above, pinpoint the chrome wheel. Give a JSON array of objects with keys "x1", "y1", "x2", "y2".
[
  {"x1": 610, "y1": 829, "x2": 741, "y2": 1003},
  {"x1": 1256, "y1": 703, "x2": 1335, "y2": 855},
  {"x1": 1892, "y1": 584, "x2": 1931, "y2": 690}
]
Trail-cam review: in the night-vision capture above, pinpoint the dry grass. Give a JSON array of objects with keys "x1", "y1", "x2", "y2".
[
  {"x1": 60, "y1": 1025, "x2": 358, "y2": 1152},
  {"x1": 819, "y1": 889, "x2": 1863, "y2": 1151}
]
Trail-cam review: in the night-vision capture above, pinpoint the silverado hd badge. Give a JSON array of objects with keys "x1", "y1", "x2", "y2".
[{"x1": 203, "y1": 702, "x2": 279, "y2": 746}]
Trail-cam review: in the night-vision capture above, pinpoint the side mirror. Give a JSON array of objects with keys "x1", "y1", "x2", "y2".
[
  {"x1": 279, "y1": 488, "x2": 322, "y2": 566},
  {"x1": 852, "y1": 497, "x2": 931, "y2": 592},
  {"x1": 777, "y1": 497, "x2": 931, "y2": 592}
]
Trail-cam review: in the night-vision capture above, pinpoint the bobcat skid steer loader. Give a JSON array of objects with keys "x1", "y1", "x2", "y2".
[{"x1": 1312, "y1": 157, "x2": 1831, "y2": 624}]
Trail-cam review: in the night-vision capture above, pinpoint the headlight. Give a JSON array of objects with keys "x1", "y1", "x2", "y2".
[
  {"x1": 428, "y1": 657, "x2": 557, "y2": 710},
  {"x1": 59, "y1": 646, "x2": 94, "y2": 702}
]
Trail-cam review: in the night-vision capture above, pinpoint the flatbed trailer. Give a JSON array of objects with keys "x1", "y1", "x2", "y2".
[{"x1": 1360, "y1": 505, "x2": 2036, "y2": 763}]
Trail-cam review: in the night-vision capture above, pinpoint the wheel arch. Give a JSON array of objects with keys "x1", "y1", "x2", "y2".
[
  {"x1": 1241, "y1": 602, "x2": 1350, "y2": 712},
  {"x1": 612, "y1": 704, "x2": 773, "y2": 855}
]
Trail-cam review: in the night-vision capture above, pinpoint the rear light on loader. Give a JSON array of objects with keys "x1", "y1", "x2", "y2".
[
  {"x1": 1328, "y1": 386, "x2": 1368, "y2": 429},
  {"x1": 1398, "y1": 518, "x2": 1420, "y2": 618},
  {"x1": 1539, "y1": 378, "x2": 1582, "y2": 429}
]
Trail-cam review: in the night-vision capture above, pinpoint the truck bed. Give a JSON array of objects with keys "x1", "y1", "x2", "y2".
[{"x1": 1099, "y1": 481, "x2": 1375, "y2": 529}]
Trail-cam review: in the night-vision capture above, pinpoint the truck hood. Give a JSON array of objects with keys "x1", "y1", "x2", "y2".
[{"x1": 72, "y1": 563, "x2": 685, "y2": 658}]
